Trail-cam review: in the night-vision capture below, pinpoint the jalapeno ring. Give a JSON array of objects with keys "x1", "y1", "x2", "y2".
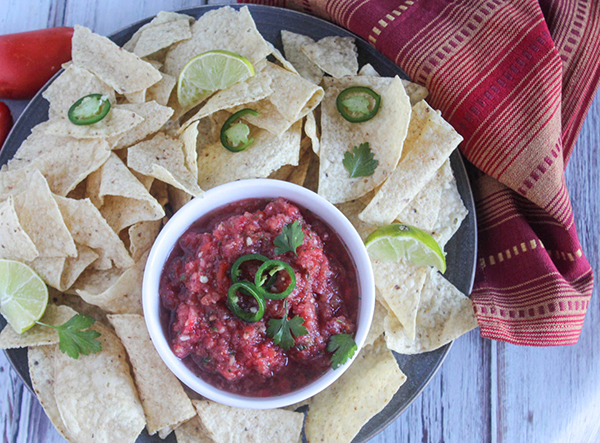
[
  {"x1": 68, "y1": 93, "x2": 112, "y2": 126},
  {"x1": 254, "y1": 260, "x2": 296, "y2": 300},
  {"x1": 227, "y1": 281, "x2": 266, "y2": 323},
  {"x1": 220, "y1": 108, "x2": 259, "y2": 152},
  {"x1": 336, "y1": 86, "x2": 381, "y2": 123}
]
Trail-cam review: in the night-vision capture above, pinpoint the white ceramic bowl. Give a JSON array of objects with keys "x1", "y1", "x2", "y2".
[{"x1": 143, "y1": 179, "x2": 375, "y2": 409}]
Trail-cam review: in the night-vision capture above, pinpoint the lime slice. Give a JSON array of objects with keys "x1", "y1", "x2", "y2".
[
  {"x1": 364, "y1": 224, "x2": 446, "y2": 273},
  {"x1": 177, "y1": 50, "x2": 255, "y2": 109},
  {"x1": 0, "y1": 260, "x2": 48, "y2": 334}
]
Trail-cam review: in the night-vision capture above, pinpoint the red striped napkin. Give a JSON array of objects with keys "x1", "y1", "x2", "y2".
[{"x1": 242, "y1": 0, "x2": 597, "y2": 346}]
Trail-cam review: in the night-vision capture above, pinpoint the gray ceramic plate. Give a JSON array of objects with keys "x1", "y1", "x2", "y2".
[{"x1": 0, "y1": 5, "x2": 477, "y2": 442}]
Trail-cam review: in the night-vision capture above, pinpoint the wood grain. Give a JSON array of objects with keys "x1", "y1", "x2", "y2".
[{"x1": 0, "y1": 1, "x2": 598, "y2": 442}]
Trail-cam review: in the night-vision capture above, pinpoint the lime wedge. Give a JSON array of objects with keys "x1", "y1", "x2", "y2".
[
  {"x1": 177, "y1": 50, "x2": 255, "y2": 109},
  {"x1": 0, "y1": 260, "x2": 48, "y2": 334},
  {"x1": 364, "y1": 224, "x2": 446, "y2": 273}
]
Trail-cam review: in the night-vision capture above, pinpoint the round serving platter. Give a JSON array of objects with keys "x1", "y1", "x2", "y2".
[{"x1": 0, "y1": 5, "x2": 477, "y2": 442}]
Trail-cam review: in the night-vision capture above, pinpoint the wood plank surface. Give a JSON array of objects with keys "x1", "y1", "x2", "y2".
[{"x1": 0, "y1": 1, "x2": 598, "y2": 442}]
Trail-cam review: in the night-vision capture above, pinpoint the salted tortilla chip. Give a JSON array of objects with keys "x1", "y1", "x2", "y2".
[
  {"x1": 303, "y1": 150, "x2": 320, "y2": 193},
  {"x1": 146, "y1": 72, "x2": 176, "y2": 107},
  {"x1": 128, "y1": 219, "x2": 162, "y2": 262},
  {"x1": 305, "y1": 338, "x2": 406, "y2": 443},
  {"x1": 229, "y1": 62, "x2": 324, "y2": 136},
  {"x1": 180, "y1": 121, "x2": 199, "y2": 179},
  {"x1": 48, "y1": 289, "x2": 109, "y2": 325},
  {"x1": 281, "y1": 30, "x2": 323, "y2": 85},
  {"x1": 60, "y1": 244, "x2": 99, "y2": 291},
  {"x1": 13, "y1": 171, "x2": 76, "y2": 257},
  {"x1": 304, "y1": 110, "x2": 320, "y2": 156},
  {"x1": 124, "y1": 11, "x2": 194, "y2": 53},
  {"x1": 364, "y1": 300, "x2": 387, "y2": 346},
  {"x1": 124, "y1": 89, "x2": 146, "y2": 104},
  {"x1": 287, "y1": 139, "x2": 312, "y2": 185},
  {"x1": 6, "y1": 125, "x2": 111, "y2": 196},
  {"x1": 0, "y1": 196, "x2": 39, "y2": 261},
  {"x1": 128, "y1": 132, "x2": 204, "y2": 197},
  {"x1": 358, "y1": 63, "x2": 380, "y2": 77},
  {"x1": 42, "y1": 64, "x2": 116, "y2": 118},
  {"x1": 28, "y1": 345, "x2": 73, "y2": 441},
  {"x1": 54, "y1": 196, "x2": 134, "y2": 269},
  {"x1": 163, "y1": 6, "x2": 271, "y2": 76},
  {"x1": 113, "y1": 101, "x2": 174, "y2": 149},
  {"x1": 150, "y1": 180, "x2": 169, "y2": 206},
  {"x1": 175, "y1": 416, "x2": 213, "y2": 443},
  {"x1": 358, "y1": 64, "x2": 428, "y2": 105},
  {"x1": 193, "y1": 400, "x2": 304, "y2": 443},
  {"x1": 133, "y1": 19, "x2": 192, "y2": 58},
  {"x1": 72, "y1": 25, "x2": 161, "y2": 94},
  {"x1": 359, "y1": 101, "x2": 463, "y2": 225},
  {"x1": 108, "y1": 314, "x2": 196, "y2": 437},
  {"x1": 73, "y1": 250, "x2": 148, "y2": 315},
  {"x1": 43, "y1": 108, "x2": 144, "y2": 140},
  {"x1": 396, "y1": 162, "x2": 447, "y2": 231},
  {"x1": 301, "y1": 36, "x2": 358, "y2": 78},
  {"x1": 86, "y1": 153, "x2": 164, "y2": 233},
  {"x1": 268, "y1": 164, "x2": 295, "y2": 181},
  {"x1": 179, "y1": 69, "x2": 273, "y2": 132},
  {"x1": 197, "y1": 120, "x2": 302, "y2": 190},
  {"x1": 53, "y1": 322, "x2": 146, "y2": 443},
  {"x1": 0, "y1": 305, "x2": 76, "y2": 349},
  {"x1": 167, "y1": 186, "x2": 192, "y2": 213},
  {"x1": 432, "y1": 163, "x2": 468, "y2": 249},
  {"x1": 385, "y1": 270, "x2": 478, "y2": 354},
  {"x1": 318, "y1": 76, "x2": 411, "y2": 203},
  {"x1": 27, "y1": 256, "x2": 65, "y2": 290}
]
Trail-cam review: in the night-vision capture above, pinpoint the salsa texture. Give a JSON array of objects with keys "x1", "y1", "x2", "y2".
[{"x1": 160, "y1": 198, "x2": 358, "y2": 397}]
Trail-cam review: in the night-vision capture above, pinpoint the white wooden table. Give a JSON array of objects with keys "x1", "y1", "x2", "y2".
[{"x1": 1, "y1": 1, "x2": 599, "y2": 442}]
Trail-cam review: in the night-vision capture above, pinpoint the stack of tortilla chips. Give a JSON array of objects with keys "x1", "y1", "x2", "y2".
[{"x1": 0, "y1": 6, "x2": 477, "y2": 443}]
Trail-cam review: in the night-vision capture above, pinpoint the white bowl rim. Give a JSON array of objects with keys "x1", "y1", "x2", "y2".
[{"x1": 143, "y1": 178, "x2": 375, "y2": 409}]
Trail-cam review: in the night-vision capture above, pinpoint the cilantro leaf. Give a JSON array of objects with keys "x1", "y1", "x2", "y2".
[
  {"x1": 342, "y1": 142, "x2": 379, "y2": 178},
  {"x1": 341, "y1": 95, "x2": 371, "y2": 116},
  {"x1": 327, "y1": 334, "x2": 357, "y2": 369},
  {"x1": 37, "y1": 314, "x2": 102, "y2": 359},
  {"x1": 274, "y1": 220, "x2": 304, "y2": 256},
  {"x1": 266, "y1": 304, "x2": 308, "y2": 350}
]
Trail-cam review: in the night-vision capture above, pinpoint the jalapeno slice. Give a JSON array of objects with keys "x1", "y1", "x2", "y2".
[
  {"x1": 220, "y1": 108, "x2": 259, "y2": 152},
  {"x1": 336, "y1": 86, "x2": 381, "y2": 123},
  {"x1": 227, "y1": 281, "x2": 266, "y2": 323},
  {"x1": 68, "y1": 93, "x2": 112, "y2": 126},
  {"x1": 254, "y1": 260, "x2": 296, "y2": 300}
]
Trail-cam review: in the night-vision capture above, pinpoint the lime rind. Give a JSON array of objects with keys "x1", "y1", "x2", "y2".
[{"x1": 365, "y1": 224, "x2": 446, "y2": 273}]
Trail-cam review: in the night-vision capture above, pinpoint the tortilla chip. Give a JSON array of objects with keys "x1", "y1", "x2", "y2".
[
  {"x1": 28, "y1": 345, "x2": 73, "y2": 441},
  {"x1": 133, "y1": 19, "x2": 192, "y2": 58},
  {"x1": 431, "y1": 163, "x2": 468, "y2": 249},
  {"x1": 54, "y1": 196, "x2": 134, "y2": 269},
  {"x1": 364, "y1": 300, "x2": 387, "y2": 346},
  {"x1": 108, "y1": 314, "x2": 196, "y2": 437},
  {"x1": 127, "y1": 132, "x2": 204, "y2": 197},
  {"x1": 42, "y1": 64, "x2": 116, "y2": 118},
  {"x1": 268, "y1": 164, "x2": 295, "y2": 181},
  {"x1": 86, "y1": 153, "x2": 165, "y2": 233},
  {"x1": 27, "y1": 256, "x2": 65, "y2": 290},
  {"x1": 146, "y1": 72, "x2": 177, "y2": 107},
  {"x1": 128, "y1": 219, "x2": 162, "y2": 262},
  {"x1": 287, "y1": 139, "x2": 312, "y2": 185},
  {"x1": 6, "y1": 125, "x2": 111, "y2": 196},
  {"x1": 197, "y1": 120, "x2": 302, "y2": 190},
  {"x1": 0, "y1": 196, "x2": 39, "y2": 261},
  {"x1": 229, "y1": 62, "x2": 324, "y2": 136},
  {"x1": 53, "y1": 322, "x2": 146, "y2": 443},
  {"x1": 124, "y1": 11, "x2": 194, "y2": 53},
  {"x1": 305, "y1": 338, "x2": 406, "y2": 443},
  {"x1": 72, "y1": 25, "x2": 161, "y2": 94},
  {"x1": 359, "y1": 101, "x2": 463, "y2": 225},
  {"x1": 281, "y1": 30, "x2": 323, "y2": 84},
  {"x1": 0, "y1": 305, "x2": 77, "y2": 349},
  {"x1": 113, "y1": 101, "x2": 174, "y2": 149},
  {"x1": 60, "y1": 244, "x2": 99, "y2": 291},
  {"x1": 357, "y1": 64, "x2": 428, "y2": 106},
  {"x1": 175, "y1": 416, "x2": 213, "y2": 443},
  {"x1": 385, "y1": 270, "x2": 478, "y2": 354},
  {"x1": 167, "y1": 186, "x2": 192, "y2": 213},
  {"x1": 358, "y1": 63, "x2": 380, "y2": 77},
  {"x1": 301, "y1": 36, "x2": 358, "y2": 78},
  {"x1": 150, "y1": 179, "x2": 169, "y2": 206},
  {"x1": 13, "y1": 171, "x2": 76, "y2": 257},
  {"x1": 124, "y1": 89, "x2": 146, "y2": 104},
  {"x1": 303, "y1": 150, "x2": 320, "y2": 193},
  {"x1": 48, "y1": 290, "x2": 109, "y2": 326},
  {"x1": 43, "y1": 107, "x2": 144, "y2": 140},
  {"x1": 163, "y1": 6, "x2": 271, "y2": 77},
  {"x1": 193, "y1": 400, "x2": 304, "y2": 443},
  {"x1": 180, "y1": 120, "x2": 199, "y2": 178},
  {"x1": 73, "y1": 250, "x2": 148, "y2": 315},
  {"x1": 304, "y1": 110, "x2": 320, "y2": 156},
  {"x1": 318, "y1": 76, "x2": 411, "y2": 203},
  {"x1": 179, "y1": 69, "x2": 273, "y2": 132}
]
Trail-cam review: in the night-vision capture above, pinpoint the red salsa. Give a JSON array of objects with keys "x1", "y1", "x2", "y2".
[{"x1": 159, "y1": 198, "x2": 358, "y2": 397}]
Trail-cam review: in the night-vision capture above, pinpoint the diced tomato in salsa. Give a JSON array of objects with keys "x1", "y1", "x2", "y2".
[{"x1": 160, "y1": 198, "x2": 358, "y2": 397}]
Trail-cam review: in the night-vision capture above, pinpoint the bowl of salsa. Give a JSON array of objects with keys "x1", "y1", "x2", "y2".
[{"x1": 143, "y1": 179, "x2": 375, "y2": 409}]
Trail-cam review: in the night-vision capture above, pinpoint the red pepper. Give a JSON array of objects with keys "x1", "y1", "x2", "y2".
[
  {"x1": 0, "y1": 27, "x2": 73, "y2": 100},
  {"x1": 0, "y1": 102, "x2": 13, "y2": 151}
]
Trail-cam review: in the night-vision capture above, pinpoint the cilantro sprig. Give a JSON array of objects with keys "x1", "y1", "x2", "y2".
[
  {"x1": 266, "y1": 301, "x2": 308, "y2": 350},
  {"x1": 37, "y1": 314, "x2": 102, "y2": 359},
  {"x1": 342, "y1": 142, "x2": 379, "y2": 178},
  {"x1": 327, "y1": 334, "x2": 357, "y2": 369},
  {"x1": 274, "y1": 220, "x2": 304, "y2": 256}
]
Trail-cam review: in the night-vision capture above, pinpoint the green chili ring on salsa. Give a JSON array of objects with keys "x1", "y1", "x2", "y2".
[{"x1": 227, "y1": 281, "x2": 266, "y2": 323}]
